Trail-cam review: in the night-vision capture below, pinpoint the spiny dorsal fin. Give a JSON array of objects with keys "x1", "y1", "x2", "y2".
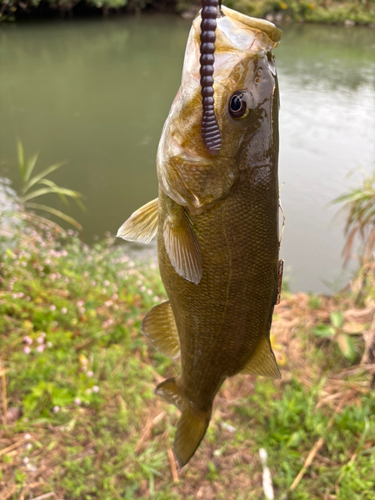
[
  {"x1": 117, "y1": 198, "x2": 158, "y2": 244},
  {"x1": 163, "y1": 210, "x2": 202, "y2": 284},
  {"x1": 141, "y1": 301, "x2": 180, "y2": 359},
  {"x1": 155, "y1": 377, "x2": 211, "y2": 467},
  {"x1": 241, "y1": 335, "x2": 281, "y2": 379}
]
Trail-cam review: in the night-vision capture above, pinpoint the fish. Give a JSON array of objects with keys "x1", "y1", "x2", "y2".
[{"x1": 117, "y1": 5, "x2": 282, "y2": 467}]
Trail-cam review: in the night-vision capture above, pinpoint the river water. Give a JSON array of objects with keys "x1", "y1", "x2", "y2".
[{"x1": 0, "y1": 16, "x2": 374, "y2": 292}]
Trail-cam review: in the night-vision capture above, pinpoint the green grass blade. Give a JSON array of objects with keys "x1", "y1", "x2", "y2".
[
  {"x1": 53, "y1": 188, "x2": 83, "y2": 199},
  {"x1": 22, "y1": 186, "x2": 83, "y2": 203},
  {"x1": 37, "y1": 179, "x2": 69, "y2": 205},
  {"x1": 74, "y1": 197, "x2": 86, "y2": 211},
  {"x1": 37, "y1": 179, "x2": 85, "y2": 206},
  {"x1": 25, "y1": 202, "x2": 83, "y2": 231},
  {"x1": 17, "y1": 138, "x2": 25, "y2": 181},
  {"x1": 24, "y1": 152, "x2": 39, "y2": 183},
  {"x1": 22, "y1": 187, "x2": 62, "y2": 202},
  {"x1": 23, "y1": 162, "x2": 67, "y2": 193}
]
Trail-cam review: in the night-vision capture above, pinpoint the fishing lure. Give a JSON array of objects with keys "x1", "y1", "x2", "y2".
[{"x1": 200, "y1": 0, "x2": 222, "y2": 155}]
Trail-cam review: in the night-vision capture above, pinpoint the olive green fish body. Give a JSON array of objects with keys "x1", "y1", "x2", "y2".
[
  {"x1": 158, "y1": 157, "x2": 279, "y2": 410},
  {"x1": 117, "y1": 6, "x2": 282, "y2": 467}
]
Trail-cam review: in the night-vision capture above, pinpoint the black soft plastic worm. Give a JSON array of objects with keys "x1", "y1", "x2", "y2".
[{"x1": 200, "y1": 0, "x2": 222, "y2": 156}]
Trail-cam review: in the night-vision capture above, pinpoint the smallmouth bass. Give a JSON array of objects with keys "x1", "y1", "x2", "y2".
[{"x1": 118, "y1": 6, "x2": 282, "y2": 467}]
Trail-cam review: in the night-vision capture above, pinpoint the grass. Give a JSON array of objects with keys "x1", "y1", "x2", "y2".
[
  {"x1": 333, "y1": 170, "x2": 375, "y2": 267},
  {"x1": 15, "y1": 140, "x2": 85, "y2": 232},
  {"x1": 0, "y1": 212, "x2": 375, "y2": 499}
]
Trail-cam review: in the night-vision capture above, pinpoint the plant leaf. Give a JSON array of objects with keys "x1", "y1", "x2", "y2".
[
  {"x1": 332, "y1": 170, "x2": 375, "y2": 264},
  {"x1": 37, "y1": 179, "x2": 69, "y2": 205},
  {"x1": 330, "y1": 312, "x2": 344, "y2": 329},
  {"x1": 23, "y1": 162, "x2": 67, "y2": 193},
  {"x1": 342, "y1": 322, "x2": 366, "y2": 335},
  {"x1": 336, "y1": 333, "x2": 356, "y2": 361},
  {"x1": 17, "y1": 139, "x2": 25, "y2": 181},
  {"x1": 74, "y1": 197, "x2": 87, "y2": 211},
  {"x1": 313, "y1": 325, "x2": 335, "y2": 338},
  {"x1": 25, "y1": 202, "x2": 82, "y2": 231},
  {"x1": 24, "y1": 153, "x2": 39, "y2": 184},
  {"x1": 22, "y1": 187, "x2": 64, "y2": 202},
  {"x1": 22, "y1": 187, "x2": 84, "y2": 203}
]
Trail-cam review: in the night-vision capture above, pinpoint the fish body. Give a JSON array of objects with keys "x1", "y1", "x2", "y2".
[{"x1": 118, "y1": 6, "x2": 282, "y2": 466}]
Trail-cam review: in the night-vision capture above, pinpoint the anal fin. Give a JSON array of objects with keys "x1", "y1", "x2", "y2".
[
  {"x1": 155, "y1": 377, "x2": 184, "y2": 411},
  {"x1": 117, "y1": 198, "x2": 158, "y2": 244},
  {"x1": 163, "y1": 204, "x2": 202, "y2": 284},
  {"x1": 141, "y1": 301, "x2": 180, "y2": 359},
  {"x1": 241, "y1": 335, "x2": 281, "y2": 379}
]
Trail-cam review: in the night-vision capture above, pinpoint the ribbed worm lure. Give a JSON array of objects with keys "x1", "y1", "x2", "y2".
[{"x1": 199, "y1": 0, "x2": 222, "y2": 155}]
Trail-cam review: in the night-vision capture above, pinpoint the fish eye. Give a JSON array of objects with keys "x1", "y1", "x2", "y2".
[{"x1": 229, "y1": 92, "x2": 248, "y2": 119}]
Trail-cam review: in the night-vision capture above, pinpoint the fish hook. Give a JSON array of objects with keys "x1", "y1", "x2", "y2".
[{"x1": 200, "y1": 0, "x2": 222, "y2": 156}]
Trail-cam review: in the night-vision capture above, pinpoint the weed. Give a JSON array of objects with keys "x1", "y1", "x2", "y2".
[{"x1": 14, "y1": 140, "x2": 85, "y2": 231}]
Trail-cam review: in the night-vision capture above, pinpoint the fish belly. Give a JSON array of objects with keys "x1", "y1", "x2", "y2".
[{"x1": 158, "y1": 164, "x2": 279, "y2": 412}]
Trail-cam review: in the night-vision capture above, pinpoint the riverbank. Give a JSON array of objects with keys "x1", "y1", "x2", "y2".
[
  {"x1": 1, "y1": 211, "x2": 374, "y2": 499},
  {"x1": 0, "y1": 0, "x2": 374, "y2": 26}
]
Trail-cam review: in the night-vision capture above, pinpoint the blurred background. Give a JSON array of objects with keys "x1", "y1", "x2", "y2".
[
  {"x1": 0, "y1": 5, "x2": 374, "y2": 292},
  {"x1": 1, "y1": 2, "x2": 375, "y2": 499}
]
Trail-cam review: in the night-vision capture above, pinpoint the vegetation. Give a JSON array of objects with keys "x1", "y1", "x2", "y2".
[
  {"x1": 15, "y1": 140, "x2": 85, "y2": 232},
  {"x1": 0, "y1": 0, "x2": 374, "y2": 26},
  {"x1": 222, "y1": 0, "x2": 375, "y2": 26},
  {"x1": 334, "y1": 170, "x2": 375, "y2": 266},
  {"x1": 1, "y1": 201, "x2": 375, "y2": 499}
]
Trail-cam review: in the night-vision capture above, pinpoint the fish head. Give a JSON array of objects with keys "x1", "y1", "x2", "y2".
[{"x1": 158, "y1": 7, "x2": 282, "y2": 207}]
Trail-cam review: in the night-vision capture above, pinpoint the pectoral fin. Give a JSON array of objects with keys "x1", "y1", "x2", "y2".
[
  {"x1": 117, "y1": 198, "x2": 158, "y2": 244},
  {"x1": 155, "y1": 377, "x2": 211, "y2": 467},
  {"x1": 141, "y1": 301, "x2": 180, "y2": 359},
  {"x1": 241, "y1": 335, "x2": 281, "y2": 379},
  {"x1": 163, "y1": 207, "x2": 202, "y2": 284}
]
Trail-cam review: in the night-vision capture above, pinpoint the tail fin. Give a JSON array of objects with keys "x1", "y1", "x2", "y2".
[
  {"x1": 174, "y1": 403, "x2": 211, "y2": 467},
  {"x1": 155, "y1": 377, "x2": 211, "y2": 467}
]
